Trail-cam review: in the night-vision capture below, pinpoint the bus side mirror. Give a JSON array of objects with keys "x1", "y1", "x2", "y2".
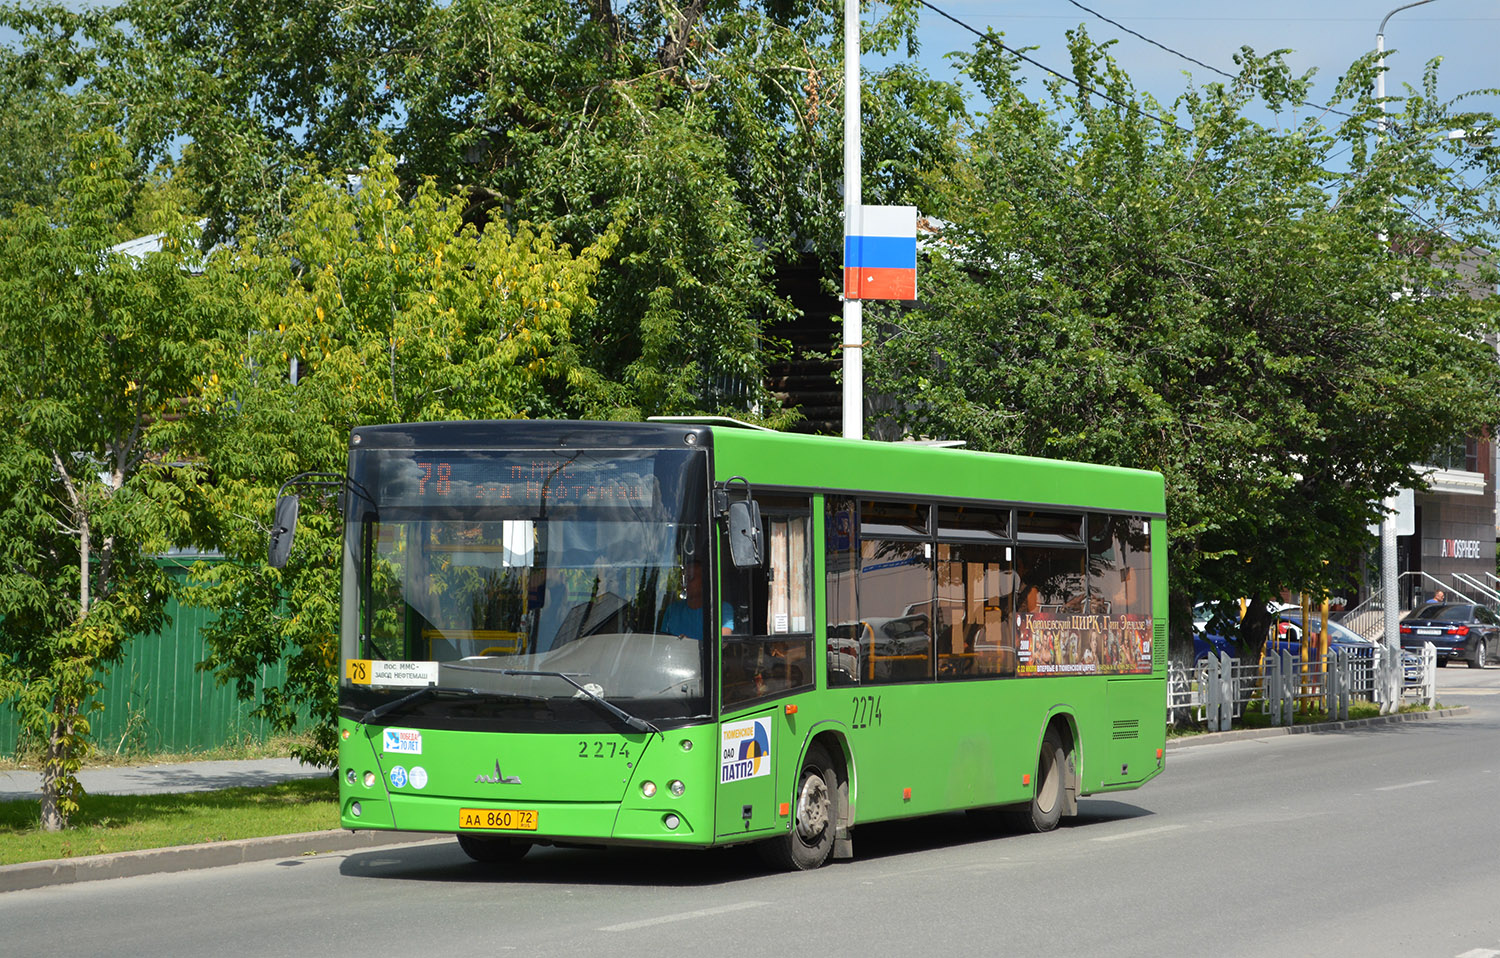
[
  {"x1": 726, "y1": 499, "x2": 763, "y2": 569},
  {"x1": 268, "y1": 494, "x2": 300, "y2": 568}
]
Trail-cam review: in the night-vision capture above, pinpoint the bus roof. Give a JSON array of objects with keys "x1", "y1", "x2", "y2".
[
  {"x1": 346, "y1": 419, "x2": 1165, "y2": 517},
  {"x1": 707, "y1": 426, "x2": 1165, "y2": 517}
]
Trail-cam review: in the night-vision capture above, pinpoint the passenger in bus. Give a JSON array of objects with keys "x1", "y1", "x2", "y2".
[{"x1": 659, "y1": 559, "x2": 734, "y2": 640}]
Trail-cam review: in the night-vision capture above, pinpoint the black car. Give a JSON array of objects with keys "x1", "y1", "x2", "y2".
[{"x1": 1399, "y1": 603, "x2": 1498, "y2": 669}]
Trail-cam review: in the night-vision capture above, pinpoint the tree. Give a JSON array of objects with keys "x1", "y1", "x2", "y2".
[
  {"x1": 0, "y1": 131, "x2": 217, "y2": 828},
  {"x1": 169, "y1": 148, "x2": 623, "y2": 765},
  {"x1": 1, "y1": 0, "x2": 965, "y2": 420},
  {"x1": 867, "y1": 32, "x2": 1500, "y2": 656}
]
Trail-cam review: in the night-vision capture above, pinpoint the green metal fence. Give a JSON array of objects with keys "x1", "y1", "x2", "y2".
[{"x1": 1, "y1": 560, "x2": 306, "y2": 757}]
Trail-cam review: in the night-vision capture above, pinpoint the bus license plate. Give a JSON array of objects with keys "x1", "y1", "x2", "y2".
[{"x1": 459, "y1": 808, "x2": 538, "y2": 831}]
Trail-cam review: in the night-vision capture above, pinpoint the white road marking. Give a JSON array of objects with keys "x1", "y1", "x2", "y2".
[
  {"x1": 1374, "y1": 779, "x2": 1436, "y2": 792},
  {"x1": 599, "y1": 900, "x2": 768, "y2": 932},
  {"x1": 1091, "y1": 824, "x2": 1186, "y2": 843},
  {"x1": 1454, "y1": 949, "x2": 1500, "y2": 957}
]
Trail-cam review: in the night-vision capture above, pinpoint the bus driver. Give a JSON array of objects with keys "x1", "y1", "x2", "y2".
[{"x1": 659, "y1": 559, "x2": 733, "y2": 640}]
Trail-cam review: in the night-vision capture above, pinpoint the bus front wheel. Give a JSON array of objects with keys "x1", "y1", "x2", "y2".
[
  {"x1": 457, "y1": 833, "x2": 532, "y2": 863},
  {"x1": 760, "y1": 743, "x2": 837, "y2": 870}
]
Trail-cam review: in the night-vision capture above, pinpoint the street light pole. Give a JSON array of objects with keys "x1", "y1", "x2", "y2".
[
  {"x1": 1376, "y1": 1, "x2": 1437, "y2": 135},
  {"x1": 1375, "y1": 0, "x2": 1437, "y2": 706},
  {"x1": 841, "y1": 0, "x2": 863, "y2": 441}
]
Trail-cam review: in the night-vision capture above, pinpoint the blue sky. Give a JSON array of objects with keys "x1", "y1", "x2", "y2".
[{"x1": 882, "y1": 0, "x2": 1498, "y2": 127}]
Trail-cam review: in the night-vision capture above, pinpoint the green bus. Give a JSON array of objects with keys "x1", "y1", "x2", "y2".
[{"x1": 287, "y1": 418, "x2": 1166, "y2": 870}]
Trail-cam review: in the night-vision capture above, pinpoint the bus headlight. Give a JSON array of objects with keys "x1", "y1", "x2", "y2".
[
  {"x1": 363, "y1": 771, "x2": 377, "y2": 788},
  {"x1": 641, "y1": 781, "x2": 657, "y2": 798},
  {"x1": 668, "y1": 780, "x2": 685, "y2": 797}
]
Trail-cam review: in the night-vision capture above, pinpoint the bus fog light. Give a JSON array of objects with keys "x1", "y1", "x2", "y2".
[
  {"x1": 641, "y1": 781, "x2": 657, "y2": 798},
  {"x1": 351, "y1": 801, "x2": 363, "y2": 818},
  {"x1": 363, "y1": 771, "x2": 377, "y2": 788},
  {"x1": 668, "y1": 780, "x2": 685, "y2": 797},
  {"x1": 663, "y1": 814, "x2": 680, "y2": 830},
  {"x1": 345, "y1": 768, "x2": 356, "y2": 785}
]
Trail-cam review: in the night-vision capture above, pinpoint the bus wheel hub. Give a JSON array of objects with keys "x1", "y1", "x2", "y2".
[{"x1": 796, "y1": 776, "x2": 829, "y2": 839}]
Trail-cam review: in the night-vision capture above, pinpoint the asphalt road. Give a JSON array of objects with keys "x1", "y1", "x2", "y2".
[{"x1": 3, "y1": 668, "x2": 1500, "y2": 958}]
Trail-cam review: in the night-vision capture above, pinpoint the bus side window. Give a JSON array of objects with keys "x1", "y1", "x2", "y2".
[{"x1": 721, "y1": 496, "x2": 813, "y2": 707}]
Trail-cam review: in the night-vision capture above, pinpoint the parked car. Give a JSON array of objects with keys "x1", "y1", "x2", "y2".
[
  {"x1": 1195, "y1": 605, "x2": 1375, "y2": 663},
  {"x1": 1399, "y1": 603, "x2": 1498, "y2": 669},
  {"x1": 1267, "y1": 613, "x2": 1377, "y2": 660},
  {"x1": 1192, "y1": 602, "x2": 1313, "y2": 662}
]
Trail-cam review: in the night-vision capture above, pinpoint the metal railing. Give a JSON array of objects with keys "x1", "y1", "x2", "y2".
[
  {"x1": 1336, "y1": 571, "x2": 1488, "y2": 641},
  {"x1": 1452, "y1": 572, "x2": 1500, "y2": 605},
  {"x1": 1168, "y1": 644, "x2": 1437, "y2": 731}
]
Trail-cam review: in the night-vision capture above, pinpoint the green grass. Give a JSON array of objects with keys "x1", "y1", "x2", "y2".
[{"x1": 0, "y1": 777, "x2": 339, "y2": 866}]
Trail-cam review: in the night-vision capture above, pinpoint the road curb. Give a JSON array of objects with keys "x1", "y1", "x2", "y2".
[
  {"x1": 1165, "y1": 704, "x2": 1471, "y2": 749},
  {"x1": 0, "y1": 828, "x2": 442, "y2": 894}
]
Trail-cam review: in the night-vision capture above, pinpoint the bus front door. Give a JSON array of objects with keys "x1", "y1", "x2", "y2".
[{"x1": 715, "y1": 714, "x2": 780, "y2": 838}]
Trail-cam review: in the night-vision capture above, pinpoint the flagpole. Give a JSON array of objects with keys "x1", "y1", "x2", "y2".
[{"x1": 842, "y1": 0, "x2": 862, "y2": 441}]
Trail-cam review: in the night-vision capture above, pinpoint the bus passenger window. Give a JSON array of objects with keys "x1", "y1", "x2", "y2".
[
  {"x1": 721, "y1": 496, "x2": 814, "y2": 707},
  {"x1": 937, "y1": 542, "x2": 1016, "y2": 679}
]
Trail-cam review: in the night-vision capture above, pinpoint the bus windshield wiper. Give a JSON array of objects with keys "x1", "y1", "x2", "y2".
[
  {"x1": 443, "y1": 664, "x2": 661, "y2": 735},
  {"x1": 359, "y1": 686, "x2": 486, "y2": 725}
]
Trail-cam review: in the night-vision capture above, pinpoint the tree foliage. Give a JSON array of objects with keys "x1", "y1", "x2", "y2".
[
  {"x1": 0, "y1": 131, "x2": 213, "y2": 828},
  {"x1": 868, "y1": 31, "x2": 1500, "y2": 654},
  {"x1": 170, "y1": 149, "x2": 622, "y2": 765},
  {"x1": 1, "y1": 0, "x2": 963, "y2": 419}
]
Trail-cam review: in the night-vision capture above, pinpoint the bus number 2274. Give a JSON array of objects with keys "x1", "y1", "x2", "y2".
[{"x1": 851, "y1": 695, "x2": 883, "y2": 729}]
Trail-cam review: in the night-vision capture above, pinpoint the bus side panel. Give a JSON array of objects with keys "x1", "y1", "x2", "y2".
[
  {"x1": 829, "y1": 680, "x2": 1074, "y2": 825},
  {"x1": 1092, "y1": 677, "x2": 1167, "y2": 790}
]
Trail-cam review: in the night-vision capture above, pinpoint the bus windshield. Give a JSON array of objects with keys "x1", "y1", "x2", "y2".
[{"x1": 339, "y1": 446, "x2": 713, "y2": 728}]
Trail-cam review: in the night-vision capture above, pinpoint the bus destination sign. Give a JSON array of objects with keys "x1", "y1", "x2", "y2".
[{"x1": 377, "y1": 454, "x2": 659, "y2": 510}]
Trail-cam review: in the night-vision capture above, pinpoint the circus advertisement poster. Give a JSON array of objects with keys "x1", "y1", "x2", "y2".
[{"x1": 1015, "y1": 613, "x2": 1153, "y2": 677}]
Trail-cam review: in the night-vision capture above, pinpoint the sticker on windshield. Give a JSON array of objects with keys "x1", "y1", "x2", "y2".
[
  {"x1": 355, "y1": 660, "x2": 440, "y2": 687},
  {"x1": 383, "y1": 728, "x2": 423, "y2": 755},
  {"x1": 720, "y1": 718, "x2": 772, "y2": 784}
]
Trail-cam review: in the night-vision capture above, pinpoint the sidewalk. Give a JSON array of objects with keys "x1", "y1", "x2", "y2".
[
  {"x1": 1, "y1": 758, "x2": 439, "y2": 894},
  {"x1": 0, "y1": 757, "x2": 330, "y2": 802}
]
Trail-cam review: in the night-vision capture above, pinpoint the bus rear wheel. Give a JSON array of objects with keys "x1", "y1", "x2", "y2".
[
  {"x1": 457, "y1": 833, "x2": 532, "y2": 863},
  {"x1": 760, "y1": 743, "x2": 837, "y2": 870},
  {"x1": 1014, "y1": 727, "x2": 1067, "y2": 833}
]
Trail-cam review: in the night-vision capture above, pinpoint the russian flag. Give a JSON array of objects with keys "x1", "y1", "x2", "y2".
[{"x1": 844, "y1": 205, "x2": 917, "y2": 301}]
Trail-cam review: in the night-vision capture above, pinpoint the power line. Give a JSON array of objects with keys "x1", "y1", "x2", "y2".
[
  {"x1": 1061, "y1": 0, "x2": 1235, "y2": 80},
  {"x1": 1058, "y1": 0, "x2": 1359, "y2": 121},
  {"x1": 913, "y1": 0, "x2": 1193, "y2": 134}
]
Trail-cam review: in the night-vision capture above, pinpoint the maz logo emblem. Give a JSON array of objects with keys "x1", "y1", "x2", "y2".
[{"x1": 475, "y1": 760, "x2": 521, "y2": 785}]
